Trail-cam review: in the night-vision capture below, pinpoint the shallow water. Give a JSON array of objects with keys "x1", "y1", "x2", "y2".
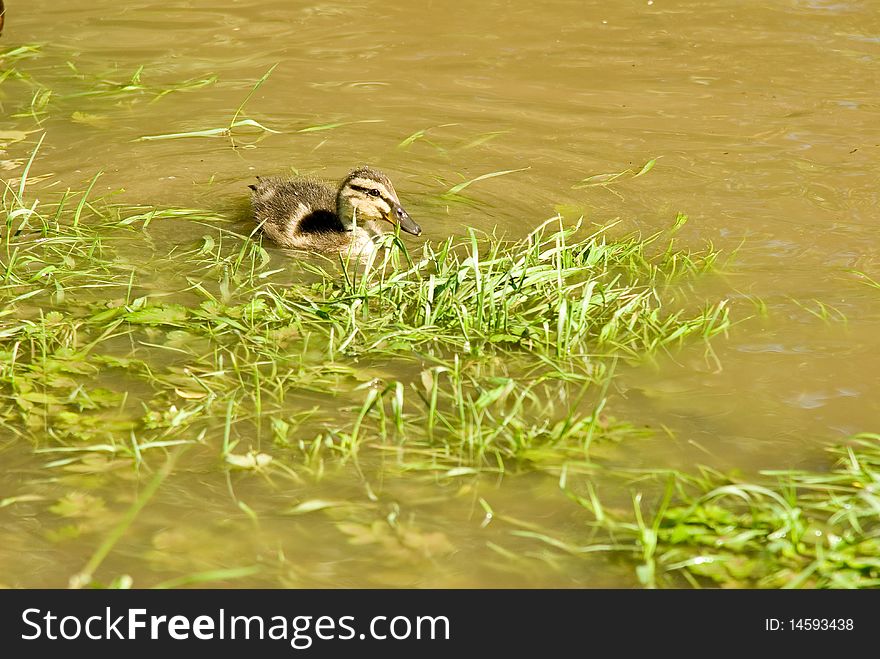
[{"x1": 1, "y1": 0, "x2": 879, "y2": 587}]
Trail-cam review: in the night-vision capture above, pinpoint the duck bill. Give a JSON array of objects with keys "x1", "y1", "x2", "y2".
[{"x1": 392, "y1": 205, "x2": 422, "y2": 236}]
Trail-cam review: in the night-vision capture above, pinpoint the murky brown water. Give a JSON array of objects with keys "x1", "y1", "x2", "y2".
[{"x1": 1, "y1": 0, "x2": 879, "y2": 587}]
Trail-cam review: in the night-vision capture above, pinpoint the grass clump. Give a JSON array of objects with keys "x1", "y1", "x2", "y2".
[
  {"x1": 520, "y1": 433, "x2": 880, "y2": 588},
  {"x1": 316, "y1": 219, "x2": 727, "y2": 359}
]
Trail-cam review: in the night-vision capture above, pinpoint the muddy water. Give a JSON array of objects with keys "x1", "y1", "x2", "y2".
[{"x1": 2, "y1": 0, "x2": 879, "y2": 587}]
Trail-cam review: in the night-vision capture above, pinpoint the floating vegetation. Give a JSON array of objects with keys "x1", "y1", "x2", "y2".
[
  {"x1": 397, "y1": 124, "x2": 509, "y2": 154},
  {"x1": 398, "y1": 123, "x2": 460, "y2": 150},
  {"x1": 297, "y1": 119, "x2": 384, "y2": 134},
  {"x1": 0, "y1": 44, "x2": 218, "y2": 119},
  {"x1": 851, "y1": 270, "x2": 880, "y2": 291},
  {"x1": 0, "y1": 44, "x2": 42, "y2": 67},
  {"x1": 572, "y1": 158, "x2": 660, "y2": 199},
  {"x1": 63, "y1": 63, "x2": 218, "y2": 103},
  {"x1": 137, "y1": 64, "x2": 277, "y2": 145},
  {"x1": 790, "y1": 297, "x2": 848, "y2": 324},
  {"x1": 442, "y1": 167, "x2": 531, "y2": 200}
]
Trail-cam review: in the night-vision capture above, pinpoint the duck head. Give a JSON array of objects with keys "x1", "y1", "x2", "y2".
[{"x1": 336, "y1": 166, "x2": 421, "y2": 236}]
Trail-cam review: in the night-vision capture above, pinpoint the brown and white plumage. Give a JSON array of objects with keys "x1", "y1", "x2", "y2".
[{"x1": 250, "y1": 166, "x2": 420, "y2": 257}]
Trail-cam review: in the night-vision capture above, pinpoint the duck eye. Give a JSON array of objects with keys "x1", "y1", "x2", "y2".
[{"x1": 369, "y1": 189, "x2": 381, "y2": 197}]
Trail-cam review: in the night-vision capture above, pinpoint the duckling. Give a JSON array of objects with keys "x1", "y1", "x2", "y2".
[{"x1": 249, "y1": 166, "x2": 421, "y2": 257}]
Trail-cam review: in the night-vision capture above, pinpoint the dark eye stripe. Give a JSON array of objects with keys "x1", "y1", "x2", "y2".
[{"x1": 350, "y1": 184, "x2": 383, "y2": 198}]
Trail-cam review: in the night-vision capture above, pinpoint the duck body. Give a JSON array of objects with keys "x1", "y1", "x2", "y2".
[
  {"x1": 251, "y1": 176, "x2": 365, "y2": 253},
  {"x1": 250, "y1": 166, "x2": 420, "y2": 257}
]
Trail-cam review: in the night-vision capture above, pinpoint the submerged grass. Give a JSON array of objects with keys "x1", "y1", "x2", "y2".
[{"x1": 515, "y1": 433, "x2": 880, "y2": 588}]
